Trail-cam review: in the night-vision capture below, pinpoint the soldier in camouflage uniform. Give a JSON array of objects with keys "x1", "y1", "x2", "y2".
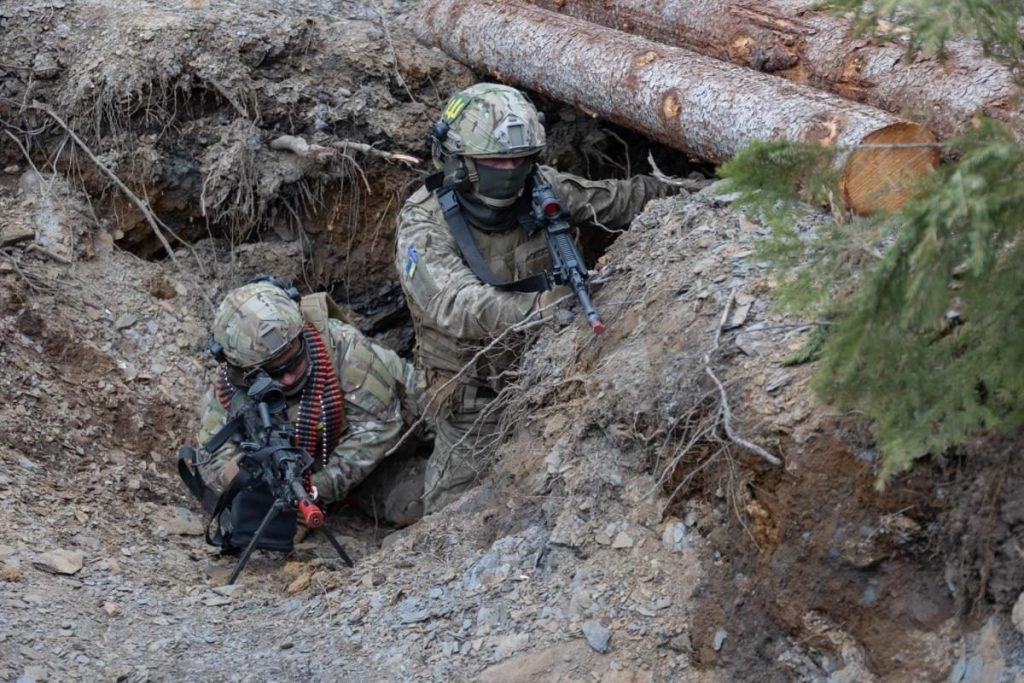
[
  {"x1": 196, "y1": 280, "x2": 427, "y2": 526},
  {"x1": 395, "y1": 83, "x2": 674, "y2": 513}
]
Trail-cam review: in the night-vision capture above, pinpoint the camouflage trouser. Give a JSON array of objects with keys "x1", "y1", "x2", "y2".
[{"x1": 422, "y1": 383, "x2": 501, "y2": 514}]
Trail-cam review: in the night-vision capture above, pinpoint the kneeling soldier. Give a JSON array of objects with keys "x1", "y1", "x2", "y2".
[{"x1": 196, "y1": 278, "x2": 427, "y2": 527}]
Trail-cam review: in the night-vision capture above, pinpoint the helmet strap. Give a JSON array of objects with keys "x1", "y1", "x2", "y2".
[
  {"x1": 462, "y1": 156, "x2": 479, "y2": 184},
  {"x1": 442, "y1": 157, "x2": 471, "y2": 191}
]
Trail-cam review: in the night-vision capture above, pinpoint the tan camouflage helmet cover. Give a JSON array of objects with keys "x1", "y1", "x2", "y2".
[
  {"x1": 212, "y1": 282, "x2": 304, "y2": 368},
  {"x1": 437, "y1": 83, "x2": 546, "y2": 159}
]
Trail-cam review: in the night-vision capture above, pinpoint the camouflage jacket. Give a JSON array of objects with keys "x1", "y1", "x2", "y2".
[
  {"x1": 395, "y1": 165, "x2": 670, "y2": 394},
  {"x1": 196, "y1": 319, "x2": 422, "y2": 504}
]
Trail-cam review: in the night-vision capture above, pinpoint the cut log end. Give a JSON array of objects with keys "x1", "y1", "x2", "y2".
[{"x1": 841, "y1": 122, "x2": 940, "y2": 216}]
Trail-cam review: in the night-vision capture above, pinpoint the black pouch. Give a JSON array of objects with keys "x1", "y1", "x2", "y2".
[{"x1": 217, "y1": 482, "x2": 296, "y2": 553}]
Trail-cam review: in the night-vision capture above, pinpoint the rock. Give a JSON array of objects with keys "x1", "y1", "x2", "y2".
[
  {"x1": 17, "y1": 457, "x2": 41, "y2": 473},
  {"x1": 492, "y1": 633, "x2": 530, "y2": 660},
  {"x1": 0, "y1": 221, "x2": 34, "y2": 248},
  {"x1": 398, "y1": 597, "x2": 433, "y2": 624},
  {"x1": 463, "y1": 554, "x2": 510, "y2": 590},
  {"x1": 764, "y1": 372, "x2": 792, "y2": 393},
  {"x1": 114, "y1": 314, "x2": 137, "y2": 330},
  {"x1": 153, "y1": 506, "x2": 204, "y2": 536},
  {"x1": 582, "y1": 620, "x2": 611, "y2": 653},
  {"x1": 724, "y1": 297, "x2": 753, "y2": 329},
  {"x1": 33, "y1": 549, "x2": 84, "y2": 575},
  {"x1": 544, "y1": 447, "x2": 562, "y2": 475},
  {"x1": 212, "y1": 584, "x2": 245, "y2": 598},
  {"x1": 595, "y1": 523, "x2": 617, "y2": 546},
  {"x1": 1, "y1": 563, "x2": 22, "y2": 582},
  {"x1": 1012, "y1": 592, "x2": 1024, "y2": 636},
  {"x1": 549, "y1": 510, "x2": 586, "y2": 548},
  {"x1": 661, "y1": 519, "x2": 689, "y2": 553},
  {"x1": 203, "y1": 595, "x2": 233, "y2": 607},
  {"x1": 713, "y1": 628, "x2": 728, "y2": 651},
  {"x1": 102, "y1": 602, "x2": 121, "y2": 617},
  {"x1": 32, "y1": 52, "x2": 60, "y2": 78},
  {"x1": 611, "y1": 532, "x2": 634, "y2": 549},
  {"x1": 18, "y1": 665, "x2": 48, "y2": 682},
  {"x1": 735, "y1": 327, "x2": 774, "y2": 357}
]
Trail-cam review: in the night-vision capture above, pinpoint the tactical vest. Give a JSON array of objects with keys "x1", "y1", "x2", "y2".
[{"x1": 405, "y1": 186, "x2": 550, "y2": 394}]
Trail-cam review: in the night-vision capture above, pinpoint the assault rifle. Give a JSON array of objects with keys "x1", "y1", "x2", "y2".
[{"x1": 528, "y1": 176, "x2": 604, "y2": 334}]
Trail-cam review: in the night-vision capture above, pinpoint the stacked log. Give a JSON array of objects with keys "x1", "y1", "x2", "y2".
[
  {"x1": 526, "y1": 0, "x2": 1022, "y2": 139},
  {"x1": 416, "y1": 0, "x2": 939, "y2": 215}
]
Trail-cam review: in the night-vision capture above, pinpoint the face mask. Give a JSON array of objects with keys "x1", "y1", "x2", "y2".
[
  {"x1": 474, "y1": 162, "x2": 533, "y2": 203},
  {"x1": 457, "y1": 194, "x2": 519, "y2": 232}
]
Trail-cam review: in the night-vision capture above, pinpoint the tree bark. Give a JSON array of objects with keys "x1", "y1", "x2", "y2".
[
  {"x1": 415, "y1": 0, "x2": 938, "y2": 215},
  {"x1": 525, "y1": 0, "x2": 1023, "y2": 139}
]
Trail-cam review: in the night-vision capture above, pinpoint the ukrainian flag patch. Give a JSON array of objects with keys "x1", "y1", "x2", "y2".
[{"x1": 404, "y1": 245, "x2": 419, "y2": 278}]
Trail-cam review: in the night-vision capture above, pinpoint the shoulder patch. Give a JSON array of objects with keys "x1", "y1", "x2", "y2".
[{"x1": 403, "y1": 245, "x2": 419, "y2": 279}]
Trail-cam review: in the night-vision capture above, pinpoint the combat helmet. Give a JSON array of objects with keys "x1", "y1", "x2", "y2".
[
  {"x1": 431, "y1": 82, "x2": 546, "y2": 161},
  {"x1": 430, "y1": 83, "x2": 546, "y2": 209},
  {"x1": 210, "y1": 279, "x2": 304, "y2": 369}
]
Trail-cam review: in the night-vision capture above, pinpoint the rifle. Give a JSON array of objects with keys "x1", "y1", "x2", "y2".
[
  {"x1": 528, "y1": 176, "x2": 605, "y2": 334},
  {"x1": 222, "y1": 372, "x2": 353, "y2": 584}
]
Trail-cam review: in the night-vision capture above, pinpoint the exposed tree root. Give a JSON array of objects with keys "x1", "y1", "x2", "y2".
[{"x1": 30, "y1": 102, "x2": 195, "y2": 274}]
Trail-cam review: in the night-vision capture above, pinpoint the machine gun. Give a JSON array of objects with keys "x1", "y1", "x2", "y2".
[
  {"x1": 528, "y1": 176, "x2": 604, "y2": 334},
  {"x1": 179, "y1": 371, "x2": 353, "y2": 585},
  {"x1": 225, "y1": 372, "x2": 353, "y2": 584}
]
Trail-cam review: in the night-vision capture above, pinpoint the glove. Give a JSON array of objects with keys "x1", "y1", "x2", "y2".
[
  {"x1": 312, "y1": 467, "x2": 352, "y2": 505},
  {"x1": 534, "y1": 285, "x2": 572, "y2": 320}
]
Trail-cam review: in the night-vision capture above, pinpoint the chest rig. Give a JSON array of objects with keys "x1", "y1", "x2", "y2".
[{"x1": 427, "y1": 171, "x2": 554, "y2": 293}]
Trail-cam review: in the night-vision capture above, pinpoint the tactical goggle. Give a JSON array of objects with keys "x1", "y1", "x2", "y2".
[{"x1": 225, "y1": 335, "x2": 308, "y2": 388}]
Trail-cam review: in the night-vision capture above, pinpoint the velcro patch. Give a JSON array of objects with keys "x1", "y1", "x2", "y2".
[{"x1": 404, "y1": 245, "x2": 419, "y2": 278}]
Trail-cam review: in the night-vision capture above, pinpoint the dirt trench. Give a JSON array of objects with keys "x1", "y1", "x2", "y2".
[{"x1": 1, "y1": 1, "x2": 1023, "y2": 682}]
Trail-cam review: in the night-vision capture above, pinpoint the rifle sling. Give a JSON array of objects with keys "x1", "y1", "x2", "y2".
[
  {"x1": 176, "y1": 410, "x2": 248, "y2": 518},
  {"x1": 203, "y1": 414, "x2": 246, "y2": 454},
  {"x1": 176, "y1": 451, "x2": 221, "y2": 516},
  {"x1": 427, "y1": 173, "x2": 549, "y2": 293}
]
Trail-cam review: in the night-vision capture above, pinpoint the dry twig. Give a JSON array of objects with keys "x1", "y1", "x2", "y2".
[
  {"x1": 270, "y1": 134, "x2": 419, "y2": 167},
  {"x1": 29, "y1": 103, "x2": 184, "y2": 272}
]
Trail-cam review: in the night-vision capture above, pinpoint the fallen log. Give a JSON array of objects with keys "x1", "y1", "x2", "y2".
[
  {"x1": 526, "y1": 0, "x2": 1022, "y2": 139},
  {"x1": 416, "y1": 0, "x2": 938, "y2": 215}
]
